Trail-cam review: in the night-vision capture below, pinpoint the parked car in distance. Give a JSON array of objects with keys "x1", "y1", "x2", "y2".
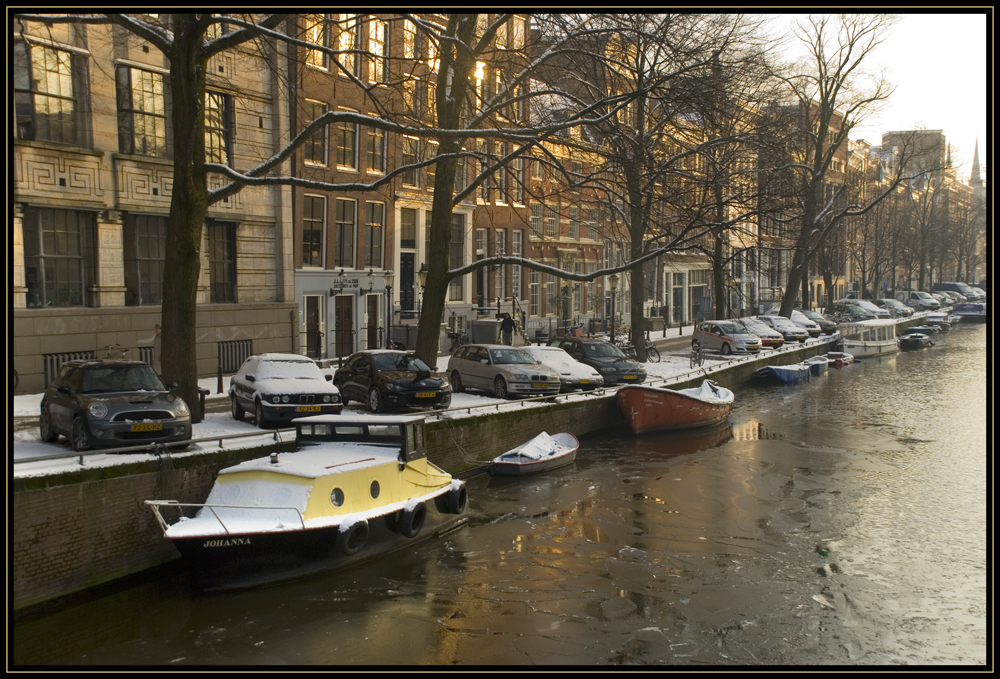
[
  {"x1": 739, "y1": 317, "x2": 785, "y2": 349},
  {"x1": 333, "y1": 350, "x2": 451, "y2": 413},
  {"x1": 230, "y1": 353, "x2": 343, "y2": 427},
  {"x1": 837, "y1": 298, "x2": 891, "y2": 319},
  {"x1": 519, "y1": 345, "x2": 605, "y2": 391},
  {"x1": 938, "y1": 290, "x2": 966, "y2": 304},
  {"x1": 39, "y1": 359, "x2": 192, "y2": 452},
  {"x1": 969, "y1": 286, "x2": 987, "y2": 302},
  {"x1": 934, "y1": 281, "x2": 982, "y2": 302},
  {"x1": 875, "y1": 298, "x2": 914, "y2": 318},
  {"x1": 546, "y1": 337, "x2": 647, "y2": 385},
  {"x1": 824, "y1": 302, "x2": 878, "y2": 322},
  {"x1": 798, "y1": 309, "x2": 839, "y2": 335},
  {"x1": 894, "y1": 290, "x2": 940, "y2": 311},
  {"x1": 692, "y1": 320, "x2": 762, "y2": 355},
  {"x1": 448, "y1": 344, "x2": 560, "y2": 399},
  {"x1": 763, "y1": 308, "x2": 822, "y2": 337},
  {"x1": 758, "y1": 315, "x2": 809, "y2": 343}
]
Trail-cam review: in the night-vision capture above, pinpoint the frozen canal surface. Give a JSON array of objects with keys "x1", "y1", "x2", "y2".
[{"x1": 14, "y1": 325, "x2": 987, "y2": 667}]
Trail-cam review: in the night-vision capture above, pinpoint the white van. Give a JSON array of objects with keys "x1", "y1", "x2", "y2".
[{"x1": 894, "y1": 290, "x2": 940, "y2": 311}]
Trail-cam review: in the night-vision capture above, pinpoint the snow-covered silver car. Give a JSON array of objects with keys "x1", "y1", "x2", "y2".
[
  {"x1": 39, "y1": 359, "x2": 192, "y2": 451},
  {"x1": 448, "y1": 344, "x2": 560, "y2": 399},
  {"x1": 758, "y1": 315, "x2": 809, "y2": 343},
  {"x1": 692, "y1": 320, "x2": 761, "y2": 355},
  {"x1": 520, "y1": 344, "x2": 605, "y2": 391},
  {"x1": 230, "y1": 353, "x2": 343, "y2": 427}
]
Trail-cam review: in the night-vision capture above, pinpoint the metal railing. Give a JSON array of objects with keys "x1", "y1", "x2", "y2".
[
  {"x1": 145, "y1": 499, "x2": 305, "y2": 536},
  {"x1": 13, "y1": 427, "x2": 295, "y2": 467}
]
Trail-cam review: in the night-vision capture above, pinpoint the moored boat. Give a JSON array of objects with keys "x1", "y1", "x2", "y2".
[
  {"x1": 898, "y1": 332, "x2": 934, "y2": 350},
  {"x1": 801, "y1": 355, "x2": 829, "y2": 375},
  {"x1": 839, "y1": 319, "x2": 900, "y2": 357},
  {"x1": 617, "y1": 380, "x2": 735, "y2": 435},
  {"x1": 753, "y1": 364, "x2": 812, "y2": 385},
  {"x1": 146, "y1": 414, "x2": 468, "y2": 589},
  {"x1": 950, "y1": 302, "x2": 987, "y2": 322},
  {"x1": 822, "y1": 351, "x2": 855, "y2": 368},
  {"x1": 489, "y1": 431, "x2": 580, "y2": 475}
]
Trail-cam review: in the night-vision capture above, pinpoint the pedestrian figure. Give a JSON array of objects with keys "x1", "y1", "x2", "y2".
[
  {"x1": 500, "y1": 313, "x2": 516, "y2": 346},
  {"x1": 152, "y1": 323, "x2": 162, "y2": 374}
]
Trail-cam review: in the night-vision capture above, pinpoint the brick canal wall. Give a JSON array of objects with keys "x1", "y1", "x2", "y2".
[{"x1": 13, "y1": 340, "x2": 837, "y2": 611}]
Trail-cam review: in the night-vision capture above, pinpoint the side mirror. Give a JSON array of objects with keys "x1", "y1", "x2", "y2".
[
  {"x1": 325, "y1": 374, "x2": 333, "y2": 381},
  {"x1": 57, "y1": 385, "x2": 70, "y2": 394},
  {"x1": 165, "y1": 382, "x2": 178, "y2": 391},
  {"x1": 246, "y1": 374, "x2": 256, "y2": 383}
]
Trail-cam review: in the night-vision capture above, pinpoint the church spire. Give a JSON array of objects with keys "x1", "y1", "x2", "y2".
[{"x1": 971, "y1": 138, "x2": 982, "y2": 187}]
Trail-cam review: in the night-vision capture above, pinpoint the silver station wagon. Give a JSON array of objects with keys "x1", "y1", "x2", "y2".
[
  {"x1": 692, "y1": 320, "x2": 762, "y2": 355},
  {"x1": 448, "y1": 344, "x2": 560, "y2": 399}
]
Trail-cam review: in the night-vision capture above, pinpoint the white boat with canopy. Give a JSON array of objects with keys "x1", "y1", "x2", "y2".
[{"x1": 838, "y1": 319, "x2": 899, "y2": 357}]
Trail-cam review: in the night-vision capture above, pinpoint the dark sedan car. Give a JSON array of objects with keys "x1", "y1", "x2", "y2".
[
  {"x1": 39, "y1": 359, "x2": 192, "y2": 451},
  {"x1": 334, "y1": 350, "x2": 452, "y2": 412},
  {"x1": 547, "y1": 337, "x2": 647, "y2": 385}
]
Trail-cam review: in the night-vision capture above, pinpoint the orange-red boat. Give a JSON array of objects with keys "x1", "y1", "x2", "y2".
[{"x1": 617, "y1": 380, "x2": 735, "y2": 435}]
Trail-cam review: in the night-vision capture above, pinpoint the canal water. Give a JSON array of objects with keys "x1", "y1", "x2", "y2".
[{"x1": 13, "y1": 324, "x2": 986, "y2": 667}]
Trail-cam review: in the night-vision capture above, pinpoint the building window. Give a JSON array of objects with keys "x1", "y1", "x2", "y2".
[
  {"x1": 401, "y1": 136, "x2": 419, "y2": 187},
  {"x1": 22, "y1": 206, "x2": 97, "y2": 308},
  {"x1": 494, "y1": 229, "x2": 506, "y2": 298},
  {"x1": 336, "y1": 112, "x2": 358, "y2": 169},
  {"x1": 546, "y1": 206, "x2": 559, "y2": 238},
  {"x1": 402, "y1": 19, "x2": 418, "y2": 59},
  {"x1": 334, "y1": 199, "x2": 356, "y2": 267},
  {"x1": 400, "y1": 207, "x2": 417, "y2": 249},
  {"x1": 511, "y1": 230, "x2": 523, "y2": 299},
  {"x1": 123, "y1": 213, "x2": 167, "y2": 306},
  {"x1": 511, "y1": 157, "x2": 524, "y2": 204},
  {"x1": 367, "y1": 124, "x2": 385, "y2": 172},
  {"x1": 530, "y1": 204, "x2": 543, "y2": 237},
  {"x1": 205, "y1": 91, "x2": 233, "y2": 166},
  {"x1": 116, "y1": 66, "x2": 168, "y2": 157},
  {"x1": 302, "y1": 195, "x2": 325, "y2": 267},
  {"x1": 530, "y1": 270, "x2": 540, "y2": 316},
  {"x1": 337, "y1": 14, "x2": 360, "y2": 76},
  {"x1": 303, "y1": 100, "x2": 328, "y2": 166},
  {"x1": 304, "y1": 14, "x2": 328, "y2": 68},
  {"x1": 573, "y1": 262, "x2": 583, "y2": 312},
  {"x1": 14, "y1": 42, "x2": 85, "y2": 145},
  {"x1": 568, "y1": 206, "x2": 580, "y2": 240},
  {"x1": 545, "y1": 273, "x2": 557, "y2": 315},
  {"x1": 364, "y1": 202, "x2": 384, "y2": 268},
  {"x1": 425, "y1": 140, "x2": 439, "y2": 190},
  {"x1": 449, "y1": 214, "x2": 465, "y2": 300},
  {"x1": 368, "y1": 17, "x2": 387, "y2": 83},
  {"x1": 587, "y1": 209, "x2": 598, "y2": 240},
  {"x1": 495, "y1": 142, "x2": 508, "y2": 203},
  {"x1": 209, "y1": 220, "x2": 237, "y2": 303}
]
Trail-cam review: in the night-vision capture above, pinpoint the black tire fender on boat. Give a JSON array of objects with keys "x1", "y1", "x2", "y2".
[
  {"x1": 398, "y1": 503, "x2": 427, "y2": 538},
  {"x1": 445, "y1": 484, "x2": 468, "y2": 514},
  {"x1": 336, "y1": 520, "x2": 369, "y2": 556}
]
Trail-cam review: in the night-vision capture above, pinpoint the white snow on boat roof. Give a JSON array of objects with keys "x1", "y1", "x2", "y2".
[{"x1": 220, "y1": 442, "x2": 400, "y2": 479}]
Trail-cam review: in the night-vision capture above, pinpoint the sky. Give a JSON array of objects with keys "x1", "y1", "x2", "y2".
[{"x1": 767, "y1": 11, "x2": 988, "y2": 182}]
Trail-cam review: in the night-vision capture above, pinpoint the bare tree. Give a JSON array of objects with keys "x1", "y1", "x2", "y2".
[{"x1": 769, "y1": 14, "x2": 911, "y2": 317}]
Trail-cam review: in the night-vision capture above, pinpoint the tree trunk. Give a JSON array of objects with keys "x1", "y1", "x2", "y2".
[{"x1": 161, "y1": 19, "x2": 209, "y2": 422}]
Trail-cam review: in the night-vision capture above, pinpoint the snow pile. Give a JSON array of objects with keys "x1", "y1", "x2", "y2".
[
  {"x1": 678, "y1": 380, "x2": 734, "y2": 405},
  {"x1": 501, "y1": 431, "x2": 558, "y2": 461},
  {"x1": 165, "y1": 477, "x2": 313, "y2": 537}
]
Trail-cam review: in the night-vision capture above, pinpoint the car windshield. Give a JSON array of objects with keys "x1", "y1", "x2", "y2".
[
  {"x1": 584, "y1": 342, "x2": 626, "y2": 358},
  {"x1": 913, "y1": 292, "x2": 932, "y2": 299},
  {"x1": 257, "y1": 359, "x2": 323, "y2": 380},
  {"x1": 372, "y1": 353, "x2": 432, "y2": 372},
  {"x1": 530, "y1": 348, "x2": 569, "y2": 362},
  {"x1": 489, "y1": 348, "x2": 535, "y2": 365},
  {"x1": 718, "y1": 322, "x2": 747, "y2": 334},
  {"x1": 800, "y1": 310, "x2": 824, "y2": 322},
  {"x1": 741, "y1": 319, "x2": 770, "y2": 334},
  {"x1": 81, "y1": 365, "x2": 165, "y2": 393}
]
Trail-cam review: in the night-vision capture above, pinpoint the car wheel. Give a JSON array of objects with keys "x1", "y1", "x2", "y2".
[
  {"x1": 721, "y1": 343, "x2": 733, "y2": 356},
  {"x1": 254, "y1": 399, "x2": 268, "y2": 428},
  {"x1": 71, "y1": 416, "x2": 91, "y2": 452},
  {"x1": 451, "y1": 371, "x2": 464, "y2": 393},
  {"x1": 39, "y1": 407, "x2": 58, "y2": 443},
  {"x1": 494, "y1": 376, "x2": 509, "y2": 399},
  {"x1": 231, "y1": 395, "x2": 245, "y2": 421},
  {"x1": 368, "y1": 387, "x2": 384, "y2": 414}
]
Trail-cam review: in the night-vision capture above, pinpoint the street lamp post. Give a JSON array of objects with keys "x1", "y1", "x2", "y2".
[
  {"x1": 609, "y1": 273, "x2": 619, "y2": 344},
  {"x1": 417, "y1": 263, "x2": 428, "y2": 316},
  {"x1": 384, "y1": 269, "x2": 395, "y2": 349}
]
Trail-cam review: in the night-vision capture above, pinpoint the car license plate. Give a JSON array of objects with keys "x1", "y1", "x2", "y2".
[
  {"x1": 415, "y1": 392, "x2": 435, "y2": 398},
  {"x1": 130, "y1": 423, "x2": 162, "y2": 432},
  {"x1": 580, "y1": 379, "x2": 589, "y2": 384},
  {"x1": 296, "y1": 405, "x2": 321, "y2": 412},
  {"x1": 623, "y1": 374, "x2": 637, "y2": 380},
  {"x1": 532, "y1": 383, "x2": 548, "y2": 388}
]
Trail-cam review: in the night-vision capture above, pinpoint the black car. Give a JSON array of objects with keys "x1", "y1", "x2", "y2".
[
  {"x1": 39, "y1": 359, "x2": 192, "y2": 451},
  {"x1": 546, "y1": 337, "x2": 646, "y2": 385},
  {"x1": 334, "y1": 350, "x2": 452, "y2": 413}
]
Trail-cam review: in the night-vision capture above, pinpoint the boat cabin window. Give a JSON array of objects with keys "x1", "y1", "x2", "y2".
[
  {"x1": 296, "y1": 422, "x2": 404, "y2": 445},
  {"x1": 368, "y1": 424, "x2": 402, "y2": 437}
]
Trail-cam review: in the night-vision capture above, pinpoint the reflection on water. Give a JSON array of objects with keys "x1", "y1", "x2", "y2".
[{"x1": 13, "y1": 326, "x2": 986, "y2": 666}]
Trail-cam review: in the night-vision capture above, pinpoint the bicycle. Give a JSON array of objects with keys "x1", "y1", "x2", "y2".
[
  {"x1": 447, "y1": 331, "x2": 469, "y2": 354},
  {"x1": 104, "y1": 344, "x2": 130, "y2": 359},
  {"x1": 690, "y1": 341, "x2": 704, "y2": 369}
]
